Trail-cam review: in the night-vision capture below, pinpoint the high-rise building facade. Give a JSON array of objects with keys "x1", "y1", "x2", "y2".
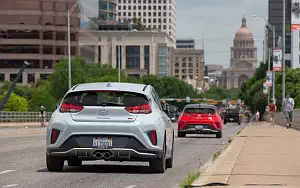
[
  {"x1": 173, "y1": 49, "x2": 204, "y2": 88},
  {"x1": 268, "y1": 0, "x2": 292, "y2": 67},
  {"x1": 176, "y1": 39, "x2": 195, "y2": 49},
  {"x1": 116, "y1": 0, "x2": 176, "y2": 42},
  {"x1": 0, "y1": 0, "x2": 80, "y2": 84}
]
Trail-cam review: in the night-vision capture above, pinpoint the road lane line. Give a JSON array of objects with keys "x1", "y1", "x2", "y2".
[
  {"x1": 125, "y1": 185, "x2": 136, "y2": 188},
  {"x1": 0, "y1": 131, "x2": 46, "y2": 137},
  {"x1": 2, "y1": 184, "x2": 19, "y2": 188},
  {"x1": 0, "y1": 170, "x2": 16, "y2": 175}
]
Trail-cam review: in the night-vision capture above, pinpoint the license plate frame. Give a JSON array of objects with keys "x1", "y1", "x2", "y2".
[
  {"x1": 92, "y1": 137, "x2": 113, "y2": 149},
  {"x1": 195, "y1": 125, "x2": 203, "y2": 130}
]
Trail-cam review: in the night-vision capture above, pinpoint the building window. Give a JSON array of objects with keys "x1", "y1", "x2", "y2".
[
  {"x1": 116, "y1": 45, "x2": 122, "y2": 69},
  {"x1": 175, "y1": 69, "x2": 179, "y2": 73},
  {"x1": 126, "y1": 46, "x2": 140, "y2": 69},
  {"x1": 189, "y1": 75, "x2": 193, "y2": 79},
  {"x1": 27, "y1": 74, "x2": 35, "y2": 83},
  {"x1": 188, "y1": 63, "x2": 193, "y2": 68},
  {"x1": 182, "y1": 75, "x2": 186, "y2": 80},
  {"x1": 10, "y1": 74, "x2": 22, "y2": 83},
  {"x1": 189, "y1": 69, "x2": 193, "y2": 74},
  {"x1": 0, "y1": 74, "x2": 4, "y2": 82},
  {"x1": 158, "y1": 47, "x2": 168, "y2": 77},
  {"x1": 144, "y1": 46, "x2": 150, "y2": 73}
]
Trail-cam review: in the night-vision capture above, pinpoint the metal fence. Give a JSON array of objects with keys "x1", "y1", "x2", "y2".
[{"x1": 0, "y1": 111, "x2": 52, "y2": 122}]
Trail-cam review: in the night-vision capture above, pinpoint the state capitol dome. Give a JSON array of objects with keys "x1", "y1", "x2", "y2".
[{"x1": 234, "y1": 16, "x2": 253, "y2": 40}]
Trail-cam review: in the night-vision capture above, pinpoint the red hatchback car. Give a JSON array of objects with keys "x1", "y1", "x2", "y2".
[{"x1": 177, "y1": 104, "x2": 223, "y2": 138}]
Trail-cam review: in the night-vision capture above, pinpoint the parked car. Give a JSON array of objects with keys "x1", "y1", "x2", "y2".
[
  {"x1": 46, "y1": 82, "x2": 174, "y2": 173},
  {"x1": 177, "y1": 104, "x2": 223, "y2": 138}
]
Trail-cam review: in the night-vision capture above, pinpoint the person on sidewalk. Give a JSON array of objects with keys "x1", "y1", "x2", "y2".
[
  {"x1": 284, "y1": 94, "x2": 295, "y2": 129},
  {"x1": 40, "y1": 105, "x2": 46, "y2": 127},
  {"x1": 255, "y1": 110, "x2": 260, "y2": 121},
  {"x1": 268, "y1": 99, "x2": 277, "y2": 126}
]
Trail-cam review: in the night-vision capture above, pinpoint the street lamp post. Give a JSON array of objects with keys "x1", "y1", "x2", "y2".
[
  {"x1": 68, "y1": 0, "x2": 80, "y2": 89},
  {"x1": 282, "y1": 0, "x2": 286, "y2": 108},
  {"x1": 253, "y1": 15, "x2": 276, "y2": 104}
]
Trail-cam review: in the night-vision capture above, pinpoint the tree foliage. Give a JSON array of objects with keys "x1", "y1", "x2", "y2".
[{"x1": 0, "y1": 92, "x2": 28, "y2": 112}]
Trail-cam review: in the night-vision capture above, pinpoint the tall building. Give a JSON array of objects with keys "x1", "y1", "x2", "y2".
[
  {"x1": 0, "y1": 0, "x2": 80, "y2": 84},
  {"x1": 173, "y1": 49, "x2": 204, "y2": 88},
  {"x1": 116, "y1": 0, "x2": 176, "y2": 42},
  {"x1": 79, "y1": 30, "x2": 174, "y2": 78},
  {"x1": 176, "y1": 39, "x2": 195, "y2": 49},
  {"x1": 268, "y1": 0, "x2": 292, "y2": 67},
  {"x1": 220, "y1": 16, "x2": 258, "y2": 89},
  {"x1": 98, "y1": 0, "x2": 118, "y2": 22}
]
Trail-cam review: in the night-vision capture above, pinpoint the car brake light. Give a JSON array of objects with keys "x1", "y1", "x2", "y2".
[
  {"x1": 178, "y1": 121, "x2": 185, "y2": 130},
  {"x1": 147, "y1": 130, "x2": 157, "y2": 145},
  {"x1": 59, "y1": 103, "x2": 83, "y2": 113},
  {"x1": 125, "y1": 103, "x2": 152, "y2": 114},
  {"x1": 51, "y1": 129, "x2": 60, "y2": 144}
]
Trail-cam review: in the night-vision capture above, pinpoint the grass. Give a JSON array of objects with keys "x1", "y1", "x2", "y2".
[
  {"x1": 212, "y1": 150, "x2": 222, "y2": 161},
  {"x1": 179, "y1": 172, "x2": 201, "y2": 188},
  {"x1": 228, "y1": 137, "x2": 233, "y2": 143},
  {"x1": 237, "y1": 130, "x2": 241, "y2": 135}
]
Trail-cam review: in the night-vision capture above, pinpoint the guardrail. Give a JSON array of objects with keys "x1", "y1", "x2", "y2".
[
  {"x1": 275, "y1": 109, "x2": 300, "y2": 130},
  {"x1": 0, "y1": 111, "x2": 52, "y2": 122}
]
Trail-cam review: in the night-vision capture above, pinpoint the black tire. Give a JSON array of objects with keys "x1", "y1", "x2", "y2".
[
  {"x1": 177, "y1": 131, "x2": 186, "y2": 137},
  {"x1": 46, "y1": 155, "x2": 64, "y2": 172},
  {"x1": 166, "y1": 133, "x2": 174, "y2": 169},
  {"x1": 216, "y1": 130, "x2": 223, "y2": 138},
  {"x1": 238, "y1": 121, "x2": 241, "y2": 125},
  {"x1": 149, "y1": 138, "x2": 166, "y2": 173},
  {"x1": 67, "y1": 159, "x2": 82, "y2": 167},
  {"x1": 223, "y1": 121, "x2": 227, "y2": 125}
]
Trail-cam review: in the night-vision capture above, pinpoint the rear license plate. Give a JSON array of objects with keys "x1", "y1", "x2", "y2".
[
  {"x1": 93, "y1": 138, "x2": 113, "y2": 148},
  {"x1": 195, "y1": 125, "x2": 203, "y2": 130}
]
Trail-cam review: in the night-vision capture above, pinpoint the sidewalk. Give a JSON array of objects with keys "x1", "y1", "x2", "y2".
[{"x1": 192, "y1": 122, "x2": 300, "y2": 188}]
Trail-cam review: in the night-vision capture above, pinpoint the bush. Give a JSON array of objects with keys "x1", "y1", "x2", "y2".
[{"x1": 0, "y1": 92, "x2": 28, "y2": 112}]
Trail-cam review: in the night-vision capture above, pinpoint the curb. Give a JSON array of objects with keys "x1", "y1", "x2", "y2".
[{"x1": 191, "y1": 126, "x2": 247, "y2": 187}]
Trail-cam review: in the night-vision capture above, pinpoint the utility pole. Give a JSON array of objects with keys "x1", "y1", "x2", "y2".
[{"x1": 282, "y1": 0, "x2": 286, "y2": 108}]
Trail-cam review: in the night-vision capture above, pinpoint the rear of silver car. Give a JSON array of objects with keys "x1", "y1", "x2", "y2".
[{"x1": 46, "y1": 83, "x2": 173, "y2": 173}]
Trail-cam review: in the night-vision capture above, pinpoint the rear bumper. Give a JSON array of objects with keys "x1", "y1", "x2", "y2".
[
  {"x1": 178, "y1": 124, "x2": 220, "y2": 134},
  {"x1": 224, "y1": 116, "x2": 240, "y2": 122},
  {"x1": 47, "y1": 148, "x2": 162, "y2": 161}
]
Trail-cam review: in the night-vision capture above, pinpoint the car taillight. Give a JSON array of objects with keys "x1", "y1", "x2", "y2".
[
  {"x1": 178, "y1": 121, "x2": 185, "y2": 130},
  {"x1": 59, "y1": 103, "x2": 83, "y2": 113},
  {"x1": 147, "y1": 130, "x2": 157, "y2": 145},
  {"x1": 51, "y1": 129, "x2": 60, "y2": 144},
  {"x1": 125, "y1": 103, "x2": 152, "y2": 114}
]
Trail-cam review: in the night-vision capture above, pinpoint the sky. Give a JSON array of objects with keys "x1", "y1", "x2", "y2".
[{"x1": 176, "y1": 0, "x2": 268, "y2": 68}]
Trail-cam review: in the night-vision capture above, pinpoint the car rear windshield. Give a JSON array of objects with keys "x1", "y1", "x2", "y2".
[
  {"x1": 63, "y1": 91, "x2": 149, "y2": 107},
  {"x1": 184, "y1": 108, "x2": 215, "y2": 114}
]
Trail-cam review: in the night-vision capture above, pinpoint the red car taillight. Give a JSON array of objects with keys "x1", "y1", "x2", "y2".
[
  {"x1": 147, "y1": 130, "x2": 157, "y2": 145},
  {"x1": 51, "y1": 129, "x2": 60, "y2": 144},
  {"x1": 178, "y1": 121, "x2": 185, "y2": 130},
  {"x1": 60, "y1": 103, "x2": 84, "y2": 113},
  {"x1": 125, "y1": 103, "x2": 152, "y2": 114}
]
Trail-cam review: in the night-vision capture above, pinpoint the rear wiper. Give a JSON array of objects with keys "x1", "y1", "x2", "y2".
[
  {"x1": 184, "y1": 183, "x2": 229, "y2": 187},
  {"x1": 98, "y1": 102, "x2": 123, "y2": 107}
]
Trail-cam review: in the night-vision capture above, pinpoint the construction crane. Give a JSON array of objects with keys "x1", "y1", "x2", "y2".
[{"x1": 0, "y1": 61, "x2": 30, "y2": 111}]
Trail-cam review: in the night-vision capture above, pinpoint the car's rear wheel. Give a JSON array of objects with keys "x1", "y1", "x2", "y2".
[
  {"x1": 216, "y1": 130, "x2": 223, "y2": 138},
  {"x1": 166, "y1": 133, "x2": 174, "y2": 168},
  {"x1": 238, "y1": 121, "x2": 241, "y2": 125},
  {"x1": 67, "y1": 159, "x2": 82, "y2": 167},
  {"x1": 177, "y1": 132, "x2": 186, "y2": 137},
  {"x1": 149, "y1": 139, "x2": 166, "y2": 173},
  {"x1": 46, "y1": 155, "x2": 64, "y2": 172},
  {"x1": 223, "y1": 120, "x2": 227, "y2": 125}
]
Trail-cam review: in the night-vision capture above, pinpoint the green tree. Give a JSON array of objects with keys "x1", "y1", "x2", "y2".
[{"x1": 0, "y1": 92, "x2": 28, "y2": 112}]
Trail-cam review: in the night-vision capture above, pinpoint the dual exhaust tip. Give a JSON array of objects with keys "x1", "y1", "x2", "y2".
[{"x1": 93, "y1": 151, "x2": 113, "y2": 160}]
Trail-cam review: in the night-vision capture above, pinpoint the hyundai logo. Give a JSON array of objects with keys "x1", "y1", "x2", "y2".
[{"x1": 99, "y1": 109, "x2": 108, "y2": 115}]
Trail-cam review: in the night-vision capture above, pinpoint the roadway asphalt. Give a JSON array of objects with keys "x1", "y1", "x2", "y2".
[{"x1": 0, "y1": 123, "x2": 245, "y2": 188}]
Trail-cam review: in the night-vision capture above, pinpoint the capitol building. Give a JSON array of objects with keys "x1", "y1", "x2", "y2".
[{"x1": 220, "y1": 16, "x2": 258, "y2": 89}]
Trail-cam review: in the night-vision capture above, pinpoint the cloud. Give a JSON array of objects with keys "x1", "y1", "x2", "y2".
[{"x1": 176, "y1": 0, "x2": 268, "y2": 67}]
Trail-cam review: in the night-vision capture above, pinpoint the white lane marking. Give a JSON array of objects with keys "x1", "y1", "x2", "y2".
[
  {"x1": 125, "y1": 185, "x2": 136, "y2": 188},
  {"x1": 2, "y1": 184, "x2": 19, "y2": 188},
  {"x1": 0, "y1": 170, "x2": 16, "y2": 175}
]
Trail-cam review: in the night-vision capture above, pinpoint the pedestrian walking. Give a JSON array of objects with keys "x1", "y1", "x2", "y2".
[
  {"x1": 284, "y1": 94, "x2": 295, "y2": 129},
  {"x1": 268, "y1": 99, "x2": 277, "y2": 126},
  {"x1": 255, "y1": 111, "x2": 260, "y2": 121},
  {"x1": 40, "y1": 105, "x2": 46, "y2": 127}
]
